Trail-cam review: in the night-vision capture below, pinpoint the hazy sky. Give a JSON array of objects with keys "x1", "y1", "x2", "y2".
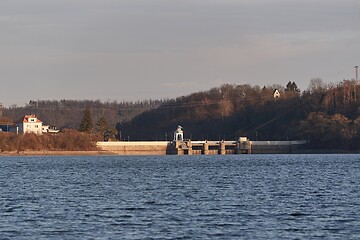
[{"x1": 1, "y1": 0, "x2": 360, "y2": 106}]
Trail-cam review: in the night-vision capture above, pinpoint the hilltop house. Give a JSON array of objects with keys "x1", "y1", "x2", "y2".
[
  {"x1": 273, "y1": 89, "x2": 281, "y2": 98},
  {"x1": 16, "y1": 115, "x2": 43, "y2": 134}
]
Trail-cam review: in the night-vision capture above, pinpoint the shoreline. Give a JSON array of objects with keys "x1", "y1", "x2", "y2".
[
  {"x1": 0, "y1": 149, "x2": 360, "y2": 156},
  {"x1": 0, "y1": 150, "x2": 116, "y2": 156}
]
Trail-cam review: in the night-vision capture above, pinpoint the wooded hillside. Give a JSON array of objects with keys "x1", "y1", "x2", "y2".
[
  {"x1": 2, "y1": 78, "x2": 360, "y2": 150},
  {"x1": 117, "y1": 79, "x2": 360, "y2": 150},
  {"x1": 2, "y1": 99, "x2": 165, "y2": 129}
]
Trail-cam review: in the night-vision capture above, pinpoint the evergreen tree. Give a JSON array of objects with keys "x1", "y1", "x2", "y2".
[
  {"x1": 96, "y1": 116, "x2": 117, "y2": 141},
  {"x1": 96, "y1": 117, "x2": 108, "y2": 133},
  {"x1": 79, "y1": 107, "x2": 93, "y2": 133},
  {"x1": 286, "y1": 81, "x2": 300, "y2": 92},
  {"x1": 103, "y1": 127, "x2": 117, "y2": 141}
]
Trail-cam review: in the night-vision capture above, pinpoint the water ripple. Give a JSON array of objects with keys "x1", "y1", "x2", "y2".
[{"x1": 0, "y1": 154, "x2": 360, "y2": 239}]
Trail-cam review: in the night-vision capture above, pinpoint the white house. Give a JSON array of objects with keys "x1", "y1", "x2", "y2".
[
  {"x1": 273, "y1": 89, "x2": 281, "y2": 98},
  {"x1": 16, "y1": 115, "x2": 43, "y2": 135}
]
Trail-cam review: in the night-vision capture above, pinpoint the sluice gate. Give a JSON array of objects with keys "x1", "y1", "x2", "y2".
[{"x1": 168, "y1": 139, "x2": 251, "y2": 155}]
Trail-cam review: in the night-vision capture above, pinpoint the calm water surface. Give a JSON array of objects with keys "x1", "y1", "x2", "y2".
[{"x1": 0, "y1": 154, "x2": 360, "y2": 239}]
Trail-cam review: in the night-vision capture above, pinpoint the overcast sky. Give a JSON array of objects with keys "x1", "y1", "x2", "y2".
[{"x1": 1, "y1": 0, "x2": 360, "y2": 106}]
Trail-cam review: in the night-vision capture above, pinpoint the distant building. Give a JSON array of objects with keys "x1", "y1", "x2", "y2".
[
  {"x1": 0, "y1": 123, "x2": 13, "y2": 132},
  {"x1": 16, "y1": 115, "x2": 43, "y2": 135},
  {"x1": 273, "y1": 89, "x2": 281, "y2": 98}
]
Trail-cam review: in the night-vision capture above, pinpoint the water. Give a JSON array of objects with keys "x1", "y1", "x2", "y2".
[{"x1": 0, "y1": 154, "x2": 360, "y2": 239}]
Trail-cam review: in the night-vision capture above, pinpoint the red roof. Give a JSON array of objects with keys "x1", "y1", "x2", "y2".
[{"x1": 17, "y1": 115, "x2": 43, "y2": 123}]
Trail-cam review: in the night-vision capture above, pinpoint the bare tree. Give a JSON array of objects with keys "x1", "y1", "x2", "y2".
[{"x1": 308, "y1": 78, "x2": 326, "y2": 93}]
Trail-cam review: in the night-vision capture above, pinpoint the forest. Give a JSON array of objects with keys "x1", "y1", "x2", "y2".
[
  {"x1": 1, "y1": 78, "x2": 360, "y2": 150},
  {"x1": 2, "y1": 99, "x2": 165, "y2": 129},
  {"x1": 117, "y1": 78, "x2": 360, "y2": 150}
]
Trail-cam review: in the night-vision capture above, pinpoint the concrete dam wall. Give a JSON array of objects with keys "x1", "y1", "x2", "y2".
[
  {"x1": 97, "y1": 141, "x2": 169, "y2": 155},
  {"x1": 97, "y1": 140, "x2": 247, "y2": 155},
  {"x1": 97, "y1": 140, "x2": 307, "y2": 155}
]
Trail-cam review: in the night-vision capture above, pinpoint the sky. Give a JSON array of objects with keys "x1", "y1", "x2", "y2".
[{"x1": 1, "y1": 0, "x2": 360, "y2": 106}]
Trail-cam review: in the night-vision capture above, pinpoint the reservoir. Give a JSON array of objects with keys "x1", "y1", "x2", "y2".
[{"x1": 0, "y1": 154, "x2": 359, "y2": 239}]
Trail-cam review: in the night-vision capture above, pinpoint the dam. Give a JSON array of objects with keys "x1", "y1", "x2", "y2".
[{"x1": 97, "y1": 126, "x2": 307, "y2": 155}]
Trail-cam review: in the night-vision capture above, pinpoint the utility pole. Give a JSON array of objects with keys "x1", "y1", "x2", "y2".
[
  {"x1": 355, "y1": 66, "x2": 358, "y2": 82},
  {"x1": 355, "y1": 66, "x2": 358, "y2": 101}
]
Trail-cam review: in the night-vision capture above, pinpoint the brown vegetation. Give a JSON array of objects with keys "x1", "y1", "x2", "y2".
[{"x1": 0, "y1": 129, "x2": 99, "y2": 152}]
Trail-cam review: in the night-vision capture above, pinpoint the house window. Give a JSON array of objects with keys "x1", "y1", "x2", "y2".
[{"x1": 35, "y1": 125, "x2": 38, "y2": 128}]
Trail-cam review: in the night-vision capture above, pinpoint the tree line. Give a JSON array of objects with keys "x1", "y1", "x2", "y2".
[
  {"x1": 117, "y1": 79, "x2": 360, "y2": 150},
  {"x1": 1, "y1": 78, "x2": 360, "y2": 151},
  {"x1": 2, "y1": 99, "x2": 166, "y2": 129}
]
